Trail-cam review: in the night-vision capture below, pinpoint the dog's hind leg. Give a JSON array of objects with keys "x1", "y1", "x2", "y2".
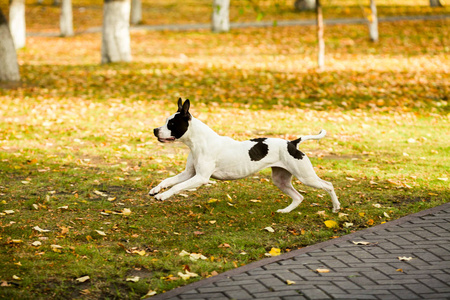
[
  {"x1": 271, "y1": 167, "x2": 304, "y2": 213},
  {"x1": 301, "y1": 177, "x2": 340, "y2": 213}
]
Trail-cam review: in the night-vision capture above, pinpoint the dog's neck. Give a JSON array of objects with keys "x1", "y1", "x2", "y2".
[{"x1": 179, "y1": 117, "x2": 219, "y2": 151}]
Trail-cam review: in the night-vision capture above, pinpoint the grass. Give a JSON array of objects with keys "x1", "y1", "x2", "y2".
[{"x1": 0, "y1": 2, "x2": 449, "y2": 299}]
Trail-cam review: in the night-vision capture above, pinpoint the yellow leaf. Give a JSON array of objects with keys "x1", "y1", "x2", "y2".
[
  {"x1": 268, "y1": 247, "x2": 281, "y2": 256},
  {"x1": 75, "y1": 276, "x2": 90, "y2": 283},
  {"x1": 95, "y1": 230, "x2": 106, "y2": 236},
  {"x1": 208, "y1": 198, "x2": 219, "y2": 203},
  {"x1": 398, "y1": 256, "x2": 413, "y2": 261},
  {"x1": 359, "y1": 212, "x2": 365, "y2": 217},
  {"x1": 286, "y1": 280, "x2": 296, "y2": 285},
  {"x1": 264, "y1": 226, "x2": 275, "y2": 233},
  {"x1": 352, "y1": 241, "x2": 371, "y2": 245},
  {"x1": 324, "y1": 220, "x2": 339, "y2": 229},
  {"x1": 143, "y1": 290, "x2": 157, "y2": 297},
  {"x1": 12, "y1": 275, "x2": 21, "y2": 280},
  {"x1": 367, "y1": 219, "x2": 374, "y2": 226},
  {"x1": 121, "y1": 208, "x2": 132, "y2": 216},
  {"x1": 126, "y1": 276, "x2": 140, "y2": 282},
  {"x1": 316, "y1": 268, "x2": 330, "y2": 273}
]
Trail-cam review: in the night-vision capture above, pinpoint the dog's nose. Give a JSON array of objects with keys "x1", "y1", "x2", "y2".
[{"x1": 153, "y1": 128, "x2": 159, "y2": 137}]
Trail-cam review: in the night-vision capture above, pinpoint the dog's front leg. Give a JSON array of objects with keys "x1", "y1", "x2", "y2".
[
  {"x1": 154, "y1": 174, "x2": 210, "y2": 201},
  {"x1": 154, "y1": 161, "x2": 214, "y2": 201},
  {"x1": 149, "y1": 154, "x2": 195, "y2": 196}
]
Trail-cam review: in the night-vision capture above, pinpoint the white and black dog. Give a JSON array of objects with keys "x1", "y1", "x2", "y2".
[{"x1": 150, "y1": 99, "x2": 340, "y2": 213}]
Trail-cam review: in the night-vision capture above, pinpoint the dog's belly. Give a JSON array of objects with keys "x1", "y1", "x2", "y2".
[{"x1": 211, "y1": 160, "x2": 284, "y2": 180}]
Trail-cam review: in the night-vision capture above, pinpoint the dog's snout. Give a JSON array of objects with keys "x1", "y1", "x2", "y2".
[{"x1": 153, "y1": 128, "x2": 159, "y2": 137}]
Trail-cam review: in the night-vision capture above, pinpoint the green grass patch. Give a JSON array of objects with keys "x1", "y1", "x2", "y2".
[{"x1": 0, "y1": 11, "x2": 449, "y2": 300}]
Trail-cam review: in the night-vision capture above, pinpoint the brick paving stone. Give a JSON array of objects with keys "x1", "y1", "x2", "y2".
[{"x1": 148, "y1": 203, "x2": 450, "y2": 300}]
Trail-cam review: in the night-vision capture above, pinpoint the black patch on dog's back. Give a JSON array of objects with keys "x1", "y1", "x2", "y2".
[
  {"x1": 167, "y1": 113, "x2": 190, "y2": 139},
  {"x1": 249, "y1": 138, "x2": 269, "y2": 161},
  {"x1": 287, "y1": 138, "x2": 304, "y2": 160}
]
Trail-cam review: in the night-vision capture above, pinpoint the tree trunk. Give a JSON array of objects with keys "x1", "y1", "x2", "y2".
[
  {"x1": 130, "y1": 0, "x2": 142, "y2": 25},
  {"x1": 212, "y1": 0, "x2": 230, "y2": 33},
  {"x1": 101, "y1": 0, "x2": 132, "y2": 64},
  {"x1": 430, "y1": 0, "x2": 443, "y2": 7},
  {"x1": 60, "y1": 0, "x2": 74, "y2": 37},
  {"x1": 294, "y1": 0, "x2": 316, "y2": 11},
  {"x1": 0, "y1": 9, "x2": 20, "y2": 82},
  {"x1": 368, "y1": 0, "x2": 378, "y2": 42},
  {"x1": 9, "y1": 0, "x2": 26, "y2": 49},
  {"x1": 316, "y1": 0, "x2": 324, "y2": 70}
]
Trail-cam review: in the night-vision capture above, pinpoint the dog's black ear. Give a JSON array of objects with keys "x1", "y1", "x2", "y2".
[
  {"x1": 181, "y1": 99, "x2": 190, "y2": 117},
  {"x1": 177, "y1": 98, "x2": 183, "y2": 112}
]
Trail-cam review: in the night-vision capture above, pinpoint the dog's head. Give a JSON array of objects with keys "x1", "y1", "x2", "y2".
[{"x1": 154, "y1": 98, "x2": 191, "y2": 143}]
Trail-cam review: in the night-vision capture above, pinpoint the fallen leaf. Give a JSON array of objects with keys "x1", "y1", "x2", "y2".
[
  {"x1": 324, "y1": 220, "x2": 339, "y2": 229},
  {"x1": 95, "y1": 230, "x2": 106, "y2": 236},
  {"x1": 344, "y1": 222, "x2": 353, "y2": 228},
  {"x1": 31, "y1": 241, "x2": 42, "y2": 247},
  {"x1": 143, "y1": 290, "x2": 157, "y2": 297},
  {"x1": 75, "y1": 275, "x2": 90, "y2": 283},
  {"x1": 398, "y1": 256, "x2": 413, "y2": 261},
  {"x1": 268, "y1": 247, "x2": 281, "y2": 256},
  {"x1": 316, "y1": 210, "x2": 327, "y2": 216},
  {"x1": 372, "y1": 203, "x2": 381, "y2": 208},
  {"x1": 121, "y1": 208, "x2": 132, "y2": 216},
  {"x1": 189, "y1": 253, "x2": 207, "y2": 261},
  {"x1": 264, "y1": 226, "x2": 275, "y2": 233},
  {"x1": 178, "y1": 271, "x2": 198, "y2": 280},
  {"x1": 250, "y1": 199, "x2": 261, "y2": 203},
  {"x1": 383, "y1": 212, "x2": 390, "y2": 218},
  {"x1": 346, "y1": 177, "x2": 357, "y2": 181},
  {"x1": 316, "y1": 268, "x2": 330, "y2": 273},
  {"x1": 4, "y1": 210, "x2": 15, "y2": 215},
  {"x1": 218, "y1": 243, "x2": 231, "y2": 248},
  {"x1": 126, "y1": 276, "x2": 140, "y2": 282},
  {"x1": 94, "y1": 190, "x2": 108, "y2": 197},
  {"x1": 12, "y1": 275, "x2": 21, "y2": 280},
  {"x1": 286, "y1": 280, "x2": 296, "y2": 285},
  {"x1": 352, "y1": 241, "x2": 371, "y2": 245},
  {"x1": 33, "y1": 226, "x2": 51, "y2": 233},
  {"x1": 208, "y1": 198, "x2": 219, "y2": 203},
  {"x1": 367, "y1": 219, "x2": 374, "y2": 226},
  {"x1": 179, "y1": 250, "x2": 190, "y2": 257},
  {"x1": 396, "y1": 268, "x2": 403, "y2": 272}
]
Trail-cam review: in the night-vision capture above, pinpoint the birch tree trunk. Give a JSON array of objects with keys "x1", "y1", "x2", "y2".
[
  {"x1": 0, "y1": 9, "x2": 20, "y2": 82},
  {"x1": 212, "y1": 0, "x2": 230, "y2": 33},
  {"x1": 316, "y1": 0, "x2": 324, "y2": 70},
  {"x1": 101, "y1": 0, "x2": 132, "y2": 64},
  {"x1": 430, "y1": 0, "x2": 443, "y2": 7},
  {"x1": 368, "y1": 0, "x2": 378, "y2": 42},
  {"x1": 60, "y1": 0, "x2": 74, "y2": 37},
  {"x1": 294, "y1": 0, "x2": 316, "y2": 11},
  {"x1": 9, "y1": 0, "x2": 26, "y2": 49},
  {"x1": 130, "y1": 0, "x2": 142, "y2": 25}
]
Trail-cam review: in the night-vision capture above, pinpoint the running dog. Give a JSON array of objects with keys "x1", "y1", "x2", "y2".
[{"x1": 150, "y1": 98, "x2": 340, "y2": 213}]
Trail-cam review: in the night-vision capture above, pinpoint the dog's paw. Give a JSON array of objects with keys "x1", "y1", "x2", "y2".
[
  {"x1": 276, "y1": 208, "x2": 292, "y2": 214},
  {"x1": 154, "y1": 191, "x2": 171, "y2": 201},
  {"x1": 332, "y1": 207, "x2": 340, "y2": 213},
  {"x1": 149, "y1": 186, "x2": 161, "y2": 196}
]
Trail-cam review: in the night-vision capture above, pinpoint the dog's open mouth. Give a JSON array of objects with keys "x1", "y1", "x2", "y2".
[{"x1": 158, "y1": 137, "x2": 176, "y2": 143}]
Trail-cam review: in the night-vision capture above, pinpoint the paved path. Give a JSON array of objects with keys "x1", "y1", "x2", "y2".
[
  {"x1": 28, "y1": 14, "x2": 450, "y2": 37},
  {"x1": 150, "y1": 202, "x2": 450, "y2": 300}
]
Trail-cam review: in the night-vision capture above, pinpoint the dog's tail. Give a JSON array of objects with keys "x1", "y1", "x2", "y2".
[{"x1": 292, "y1": 129, "x2": 326, "y2": 146}]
